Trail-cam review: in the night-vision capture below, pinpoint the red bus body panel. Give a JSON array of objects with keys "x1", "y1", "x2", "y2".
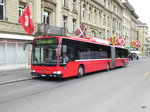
[
  {"x1": 115, "y1": 58, "x2": 128, "y2": 67},
  {"x1": 31, "y1": 59, "x2": 112, "y2": 78}
]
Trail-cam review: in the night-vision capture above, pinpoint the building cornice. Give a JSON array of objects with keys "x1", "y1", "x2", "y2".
[
  {"x1": 123, "y1": 2, "x2": 139, "y2": 19},
  {"x1": 137, "y1": 20, "x2": 148, "y2": 28},
  {"x1": 113, "y1": 0, "x2": 125, "y2": 8},
  {"x1": 131, "y1": 12, "x2": 139, "y2": 19},
  {"x1": 123, "y1": 2, "x2": 135, "y2": 12}
]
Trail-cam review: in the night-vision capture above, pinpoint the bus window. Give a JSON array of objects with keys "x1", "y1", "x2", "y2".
[
  {"x1": 115, "y1": 48, "x2": 128, "y2": 58},
  {"x1": 75, "y1": 41, "x2": 87, "y2": 60}
]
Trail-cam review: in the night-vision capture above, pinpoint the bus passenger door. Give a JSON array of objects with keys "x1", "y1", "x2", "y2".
[{"x1": 60, "y1": 42, "x2": 78, "y2": 78}]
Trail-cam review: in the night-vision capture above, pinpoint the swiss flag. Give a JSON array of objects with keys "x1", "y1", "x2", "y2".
[
  {"x1": 18, "y1": 5, "x2": 34, "y2": 35},
  {"x1": 116, "y1": 36, "x2": 124, "y2": 45},
  {"x1": 74, "y1": 24, "x2": 86, "y2": 38},
  {"x1": 135, "y1": 41, "x2": 140, "y2": 47}
]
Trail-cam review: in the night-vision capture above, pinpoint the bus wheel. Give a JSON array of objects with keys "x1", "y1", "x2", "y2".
[
  {"x1": 106, "y1": 63, "x2": 110, "y2": 71},
  {"x1": 122, "y1": 62, "x2": 125, "y2": 67},
  {"x1": 77, "y1": 66, "x2": 84, "y2": 78}
]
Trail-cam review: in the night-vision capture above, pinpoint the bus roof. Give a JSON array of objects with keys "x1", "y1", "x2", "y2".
[{"x1": 35, "y1": 36, "x2": 111, "y2": 46}]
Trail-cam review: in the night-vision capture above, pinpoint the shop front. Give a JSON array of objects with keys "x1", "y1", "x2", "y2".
[{"x1": 0, "y1": 33, "x2": 34, "y2": 71}]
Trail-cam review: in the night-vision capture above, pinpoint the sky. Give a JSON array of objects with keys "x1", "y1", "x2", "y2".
[{"x1": 127, "y1": 0, "x2": 150, "y2": 30}]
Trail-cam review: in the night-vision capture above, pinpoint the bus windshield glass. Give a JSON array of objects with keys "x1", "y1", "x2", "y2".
[{"x1": 32, "y1": 38, "x2": 58, "y2": 66}]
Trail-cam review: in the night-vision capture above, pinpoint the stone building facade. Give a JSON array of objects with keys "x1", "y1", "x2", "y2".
[
  {"x1": 80, "y1": 0, "x2": 124, "y2": 40},
  {"x1": 145, "y1": 36, "x2": 150, "y2": 57},
  {"x1": 137, "y1": 21, "x2": 148, "y2": 56},
  {"x1": 122, "y1": 1, "x2": 139, "y2": 48}
]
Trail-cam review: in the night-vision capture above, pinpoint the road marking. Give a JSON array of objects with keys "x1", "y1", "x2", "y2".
[{"x1": 144, "y1": 72, "x2": 150, "y2": 77}]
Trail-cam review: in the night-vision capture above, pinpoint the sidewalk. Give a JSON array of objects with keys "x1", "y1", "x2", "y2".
[{"x1": 0, "y1": 69, "x2": 32, "y2": 85}]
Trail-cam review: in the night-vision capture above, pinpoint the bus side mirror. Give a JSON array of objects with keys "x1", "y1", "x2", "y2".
[{"x1": 23, "y1": 41, "x2": 33, "y2": 50}]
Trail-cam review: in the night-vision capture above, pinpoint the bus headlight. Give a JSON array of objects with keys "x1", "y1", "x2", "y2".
[
  {"x1": 53, "y1": 71, "x2": 62, "y2": 75},
  {"x1": 32, "y1": 70, "x2": 35, "y2": 73}
]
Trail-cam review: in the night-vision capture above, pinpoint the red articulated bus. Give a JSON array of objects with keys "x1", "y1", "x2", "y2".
[{"x1": 24, "y1": 36, "x2": 128, "y2": 78}]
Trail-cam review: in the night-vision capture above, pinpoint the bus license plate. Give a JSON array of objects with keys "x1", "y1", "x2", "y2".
[{"x1": 41, "y1": 74, "x2": 46, "y2": 77}]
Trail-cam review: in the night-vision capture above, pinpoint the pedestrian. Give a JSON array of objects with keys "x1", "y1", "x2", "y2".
[{"x1": 128, "y1": 52, "x2": 133, "y2": 61}]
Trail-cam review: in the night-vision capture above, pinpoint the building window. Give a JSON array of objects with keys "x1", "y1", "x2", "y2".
[
  {"x1": 89, "y1": 7, "x2": 91, "y2": 21},
  {"x1": 119, "y1": 23, "x2": 121, "y2": 31},
  {"x1": 99, "y1": 12, "x2": 101, "y2": 26},
  {"x1": 112, "y1": 18, "x2": 115, "y2": 29},
  {"x1": 107, "y1": 2, "x2": 110, "y2": 9},
  {"x1": 63, "y1": 0, "x2": 68, "y2": 7},
  {"x1": 99, "y1": 32, "x2": 102, "y2": 38},
  {"x1": 94, "y1": 9, "x2": 97, "y2": 24},
  {"x1": 63, "y1": 15, "x2": 67, "y2": 28},
  {"x1": 73, "y1": 0, "x2": 77, "y2": 11},
  {"x1": 73, "y1": 18, "x2": 76, "y2": 32},
  {"x1": 43, "y1": 10, "x2": 51, "y2": 24},
  {"x1": 104, "y1": 0, "x2": 106, "y2": 5},
  {"x1": 107, "y1": 16, "x2": 110, "y2": 27},
  {"x1": 0, "y1": 0, "x2": 5, "y2": 20},
  {"x1": 113, "y1": 5, "x2": 116, "y2": 13},
  {"x1": 82, "y1": 4, "x2": 86, "y2": 19},
  {"x1": 103, "y1": 14, "x2": 106, "y2": 26},
  {"x1": 107, "y1": 30, "x2": 109, "y2": 38},
  {"x1": 19, "y1": 3, "x2": 26, "y2": 17},
  {"x1": 92, "y1": 31, "x2": 96, "y2": 38}
]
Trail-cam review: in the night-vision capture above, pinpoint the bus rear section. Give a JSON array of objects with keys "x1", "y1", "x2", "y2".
[{"x1": 111, "y1": 46, "x2": 129, "y2": 68}]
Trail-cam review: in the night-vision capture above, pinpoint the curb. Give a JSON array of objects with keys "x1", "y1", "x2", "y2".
[{"x1": 0, "y1": 77, "x2": 33, "y2": 85}]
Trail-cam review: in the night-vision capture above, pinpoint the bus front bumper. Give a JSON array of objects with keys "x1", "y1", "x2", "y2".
[{"x1": 31, "y1": 72, "x2": 62, "y2": 78}]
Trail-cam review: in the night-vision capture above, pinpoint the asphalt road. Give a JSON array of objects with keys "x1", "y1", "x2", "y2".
[{"x1": 0, "y1": 59, "x2": 150, "y2": 112}]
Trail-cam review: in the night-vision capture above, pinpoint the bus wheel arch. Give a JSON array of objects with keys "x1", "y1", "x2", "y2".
[{"x1": 77, "y1": 65, "x2": 85, "y2": 78}]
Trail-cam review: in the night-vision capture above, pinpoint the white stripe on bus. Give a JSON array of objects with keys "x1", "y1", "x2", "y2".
[{"x1": 75, "y1": 58, "x2": 111, "y2": 61}]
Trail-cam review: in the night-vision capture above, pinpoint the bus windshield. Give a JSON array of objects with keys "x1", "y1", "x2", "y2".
[{"x1": 32, "y1": 38, "x2": 58, "y2": 66}]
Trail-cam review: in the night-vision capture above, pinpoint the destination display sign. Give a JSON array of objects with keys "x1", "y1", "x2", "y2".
[{"x1": 34, "y1": 38, "x2": 57, "y2": 45}]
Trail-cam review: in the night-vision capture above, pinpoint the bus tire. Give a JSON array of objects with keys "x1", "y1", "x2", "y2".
[
  {"x1": 122, "y1": 61, "x2": 125, "y2": 67},
  {"x1": 106, "y1": 63, "x2": 110, "y2": 71},
  {"x1": 77, "y1": 66, "x2": 84, "y2": 78}
]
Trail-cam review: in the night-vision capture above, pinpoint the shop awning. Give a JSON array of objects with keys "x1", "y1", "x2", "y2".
[
  {"x1": 130, "y1": 51, "x2": 141, "y2": 54},
  {"x1": 0, "y1": 33, "x2": 34, "y2": 40}
]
